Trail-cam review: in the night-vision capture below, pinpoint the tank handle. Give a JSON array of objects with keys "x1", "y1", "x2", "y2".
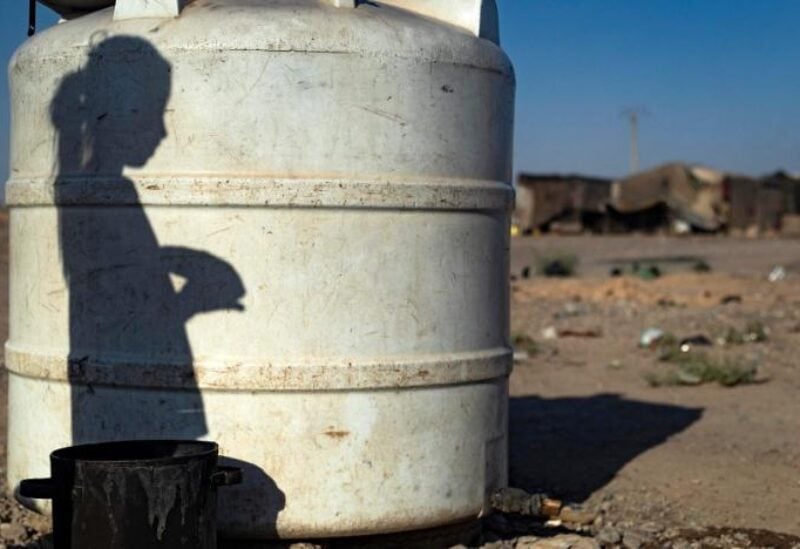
[
  {"x1": 377, "y1": 0, "x2": 500, "y2": 44},
  {"x1": 211, "y1": 466, "x2": 243, "y2": 487},
  {"x1": 19, "y1": 478, "x2": 55, "y2": 500}
]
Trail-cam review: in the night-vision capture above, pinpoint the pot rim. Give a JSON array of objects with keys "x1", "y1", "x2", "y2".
[{"x1": 50, "y1": 439, "x2": 218, "y2": 467}]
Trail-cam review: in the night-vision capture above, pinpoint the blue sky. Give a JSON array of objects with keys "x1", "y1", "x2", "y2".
[
  {"x1": 1, "y1": 0, "x2": 798, "y2": 187},
  {"x1": 503, "y1": 0, "x2": 800, "y2": 178}
]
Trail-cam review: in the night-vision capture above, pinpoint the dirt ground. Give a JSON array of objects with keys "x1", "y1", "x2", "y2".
[
  {"x1": 1, "y1": 224, "x2": 800, "y2": 547},
  {"x1": 507, "y1": 235, "x2": 800, "y2": 543}
]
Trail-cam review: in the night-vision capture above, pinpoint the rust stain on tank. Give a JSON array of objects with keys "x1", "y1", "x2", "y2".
[{"x1": 322, "y1": 429, "x2": 350, "y2": 439}]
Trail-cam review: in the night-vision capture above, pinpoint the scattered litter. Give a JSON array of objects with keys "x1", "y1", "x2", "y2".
[
  {"x1": 608, "y1": 359, "x2": 623, "y2": 369},
  {"x1": 542, "y1": 260, "x2": 575, "y2": 277},
  {"x1": 542, "y1": 324, "x2": 603, "y2": 341},
  {"x1": 692, "y1": 260, "x2": 712, "y2": 273},
  {"x1": 672, "y1": 219, "x2": 692, "y2": 235},
  {"x1": 678, "y1": 335, "x2": 713, "y2": 352},
  {"x1": 558, "y1": 505, "x2": 597, "y2": 525},
  {"x1": 515, "y1": 272, "x2": 762, "y2": 309},
  {"x1": 639, "y1": 328, "x2": 666, "y2": 348},
  {"x1": 635, "y1": 264, "x2": 662, "y2": 280},
  {"x1": 558, "y1": 328, "x2": 602, "y2": 338},
  {"x1": 542, "y1": 326, "x2": 559, "y2": 340},
  {"x1": 537, "y1": 253, "x2": 578, "y2": 278},
  {"x1": 768, "y1": 265, "x2": 787, "y2": 282},
  {"x1": 719, "y1": 294, "x2": 742, "y2": 305},
  {"x1": 490, "y1": 487, "x2": 536, "y2": 515},
  {"x1": 554, "y1": 301, "x2": 587, "y2": 319},
  {"x1": 490, "y1": 487, "x2": 562, "y2": 519},
  {"x1": 512, "y1": 333, "x2": 540, "y2": 357},
  {"x1": 541, "y1": 498, "x2": 563, "y2": 518},
  {"x1": 719, "y1": 322, "x2": 768, "y2": 345}
]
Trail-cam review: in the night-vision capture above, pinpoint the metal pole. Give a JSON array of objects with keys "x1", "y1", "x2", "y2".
[{"x1": 28, "y1": 0, "x2": 36, "y2": 36}]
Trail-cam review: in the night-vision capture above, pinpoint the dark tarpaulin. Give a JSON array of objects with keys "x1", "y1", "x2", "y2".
[
  {"x1": 515, "y1": 174, "x2": 611, "y2": 232},
  {"x1": 726, "y1": 171, "x2": 800, "y2": 232}
]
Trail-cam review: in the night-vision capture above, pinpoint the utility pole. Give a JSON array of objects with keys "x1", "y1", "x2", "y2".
[{"x1": 621, "y1": 107, "x2": 647, "y2": 174}]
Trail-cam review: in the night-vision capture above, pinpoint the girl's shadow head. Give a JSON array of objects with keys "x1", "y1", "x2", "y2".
[{"x1": 51, "y1": 35, "x2": 171, "y2": 175}]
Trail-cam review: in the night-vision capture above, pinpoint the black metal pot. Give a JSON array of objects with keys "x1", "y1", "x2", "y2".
[{"x1": 19, "y1": 440, "x2": 242, "y2": 549}]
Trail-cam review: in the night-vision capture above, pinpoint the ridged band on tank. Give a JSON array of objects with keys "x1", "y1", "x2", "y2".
[
  {"x1": 6, "y1": 177, "x2": 514, "y2": 210},
  {"x1": 4, "y1": 345, "x2": 512, "y2": 391}
]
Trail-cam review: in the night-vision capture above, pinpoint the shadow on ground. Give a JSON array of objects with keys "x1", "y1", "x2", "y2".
[
  {"x1": 510, "y1": 393, "x2": 703, "y2": 502},
  {"x1": 15, "y1": 394, "x2": 702, "y2": 548}
]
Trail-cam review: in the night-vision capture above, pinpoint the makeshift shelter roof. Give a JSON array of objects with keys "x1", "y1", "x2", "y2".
[{"x1": 610, "y1": 163, "x2": 726, "y2": 231}]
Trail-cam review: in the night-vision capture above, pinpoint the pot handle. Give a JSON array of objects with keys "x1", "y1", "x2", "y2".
[
  {"x1": 19, "y1": 478, "x2": 54, "y2": 499},
  {"x1": 211, "y1": 466, "x2": 242, "y2": 487}
]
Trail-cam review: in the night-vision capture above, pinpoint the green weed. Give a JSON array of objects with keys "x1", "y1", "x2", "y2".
[
  {"x1": 512, "y1": 333, "x2": 540, "y2": 357},
  {"x1": 536, "y1": 253, "x2": 578, "y2": 278}
]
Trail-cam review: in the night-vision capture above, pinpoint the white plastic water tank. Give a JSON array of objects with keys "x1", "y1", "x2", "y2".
[{"x1": 6, "y1": 0, "x2": 515, "y2": 538}]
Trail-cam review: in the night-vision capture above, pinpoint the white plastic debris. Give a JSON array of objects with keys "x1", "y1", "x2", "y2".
[
  {"x1": 542, "y1": 326, "x2": 559, "y2": 340},
  {"x1": 768, "y1": 265, "x2": 787, "y2": 282},
  {"x1": 639, "y1": 328, "x2": 665, "y2": 348}
]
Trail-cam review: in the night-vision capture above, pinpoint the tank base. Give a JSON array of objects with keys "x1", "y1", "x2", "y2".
[
  {"x1": 219, "y1": 519, "x2": 482, "y2": 549},
  {"x1": 8, "y1": 372, "x2": 508, "y2": 538}
]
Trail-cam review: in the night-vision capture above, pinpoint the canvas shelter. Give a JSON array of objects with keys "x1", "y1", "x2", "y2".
[
  {"x1": 610, "y1": 163, "x2": 726, "y2": 231},
  {"x1": 515, "y1": 173, "x2": 611, "y2": 233}
]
